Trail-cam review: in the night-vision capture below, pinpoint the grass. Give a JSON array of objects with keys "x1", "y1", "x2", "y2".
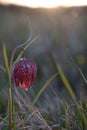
[
  {"x1": 0, "y1": 36, "x2": 87, "y2": 130},
  {"x1": 55, "y1": 62, "x2": 87, "y2": 129}
]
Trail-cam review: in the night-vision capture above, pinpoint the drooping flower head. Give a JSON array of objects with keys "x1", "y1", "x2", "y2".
[{"x1": 13, "y1": 58, "x2": 37, "y2": 91}]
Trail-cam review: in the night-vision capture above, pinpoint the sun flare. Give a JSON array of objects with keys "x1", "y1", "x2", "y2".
[{"x1": 1, "y1": 0, "x2": 87, "y2": 8}]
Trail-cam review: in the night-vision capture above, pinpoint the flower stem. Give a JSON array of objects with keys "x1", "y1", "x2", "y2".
[{"x1": 10, "y1": 46, "x2": 26, "y2": 72}]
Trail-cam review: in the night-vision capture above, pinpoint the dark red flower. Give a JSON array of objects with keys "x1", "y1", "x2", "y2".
[{"x1": 13, "y1": 58, "x2": 37, "y2": 91}]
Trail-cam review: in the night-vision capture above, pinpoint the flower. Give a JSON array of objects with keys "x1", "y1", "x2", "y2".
[{"x1": 13, "y1": 58, "x2": 37, "y2": 91}]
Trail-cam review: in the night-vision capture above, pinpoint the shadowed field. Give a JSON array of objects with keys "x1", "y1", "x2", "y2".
[{"x1": 0, "y1": 4, "x2": 87, "y2": 130}]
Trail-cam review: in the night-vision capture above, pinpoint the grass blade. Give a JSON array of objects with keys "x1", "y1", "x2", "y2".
[
  {"x1": 0, "y1": 65, "x2": 6, "y2": 72},
  {"x1": 32, "y1": 72, "x2": 58, "y2": 106},
  {"x1": 3, "y1": 44, "x2": 11, "y2": 82},
  {"x1": 55, "y1": 62, "x2": 87, "y2": 128},
  {"x1": 3, "y1": 44, "x2": 13, "y2": 129},
  {"x1": 13, "y1": 104, "x2": 17, "y2": 130},
  {"x1": 0, "y1": 117, "x2": 8, "y2": 124},
  {"x1": 66, "y1": 48, "x2": 87, "y2": 84},
  {"x1": 13, "y1": 35, "x2": 39, "y2": 67},
  {"x1": 56, "y1": 63, "x2": 78, "y2": 106}
]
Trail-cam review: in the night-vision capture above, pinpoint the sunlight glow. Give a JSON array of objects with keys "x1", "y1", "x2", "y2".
[{"x1": 1, "y1": 0, "x2": 87, "y2": 8}]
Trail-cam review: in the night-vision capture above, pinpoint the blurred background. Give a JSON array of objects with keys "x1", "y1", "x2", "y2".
[{"x1": 0, "y1": 0, "x2": 87, "y2": 118}]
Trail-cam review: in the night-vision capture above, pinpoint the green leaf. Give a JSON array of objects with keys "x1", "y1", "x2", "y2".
[
  {"x1": 3, "y1": 44, "x2": 13, "y2": 129},
  {"x1": 3, "y1": 44, "x2": 11, "y2": 82},
  {"x1": 56, "y1": 63, "x2": 78, "y2": 106},
  {"x1": 55, "y1": 62, "x2": 87, "y2": 128},
  {"x1": 32, "y1": 72, "x2": 58, "y2": 106}
]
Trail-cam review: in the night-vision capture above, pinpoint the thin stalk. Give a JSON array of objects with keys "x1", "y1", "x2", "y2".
[
  {"x1": 8, "y1": 87, "x2": 13, "y2": 129},
  {"x1": 3, "y1": 44, "x2": 13, "y2": 130},
  {"x1": 10, "y1": 46, "x2": 26, "y2": 72}
]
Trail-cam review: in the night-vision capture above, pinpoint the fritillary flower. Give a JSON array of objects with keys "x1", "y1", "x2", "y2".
[{"x1": 13, "y1": 58, "x2": 37, "y2": 91}]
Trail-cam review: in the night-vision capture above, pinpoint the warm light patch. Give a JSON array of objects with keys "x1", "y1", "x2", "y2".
[{"x1": 1, "y1": 0, "x2": 87, "y2": 8}]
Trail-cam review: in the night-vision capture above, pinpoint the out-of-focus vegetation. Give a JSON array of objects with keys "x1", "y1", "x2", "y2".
[{"x1": 0, "y1": 4, "x2": 87, "y2": 129}]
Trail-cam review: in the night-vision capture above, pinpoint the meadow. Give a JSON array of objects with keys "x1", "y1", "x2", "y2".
[{"x1": 0, "y1": 4, "x2": 87, "y2": 130}]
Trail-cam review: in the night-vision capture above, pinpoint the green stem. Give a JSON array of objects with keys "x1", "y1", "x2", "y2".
[
  {"x1": 8, "y1": 87, "x2": 13, "y2": 129},
  {"x1": 8, "y1": 65, "x2": 13, "y2": 130},
  {"x1": 3, "y1": 44, "x2": 13, "y2": 130}
]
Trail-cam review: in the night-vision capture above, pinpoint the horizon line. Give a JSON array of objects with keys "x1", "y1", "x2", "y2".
[{"x1": 0, "y1": 2, "x2": 87, "y2": 9}]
